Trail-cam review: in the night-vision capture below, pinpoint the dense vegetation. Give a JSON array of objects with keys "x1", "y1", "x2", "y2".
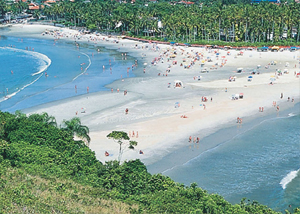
[
  {"x1": 1, "y1": 110, "x2": 300, "y2": 213},
  {"x1": 1, "y1": 0, "x2": 300, "y2": 46}
]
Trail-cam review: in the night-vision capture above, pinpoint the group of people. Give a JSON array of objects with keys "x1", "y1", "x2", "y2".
[
  {"x1": 189, "y1": 136, "x2": 200, "y2": 143},
  {"x1": 129, "y1": 131, "x2": 138, "y2": 138}
]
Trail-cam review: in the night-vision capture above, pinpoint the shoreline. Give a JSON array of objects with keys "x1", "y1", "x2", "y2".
[
  {"x1": 1, "y1": 24, "x2": 299, "y2": 167},
  {"x1": 147, "y1": 101, "x2": 300, "y2": 173}
]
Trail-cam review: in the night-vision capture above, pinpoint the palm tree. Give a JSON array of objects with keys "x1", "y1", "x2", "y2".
[
  {"x1": 28, "y1": 112, "x2": 57, "y2": 127},
  {"x1": 61, "y1": 117, "x2": 90, "y2": 146}
]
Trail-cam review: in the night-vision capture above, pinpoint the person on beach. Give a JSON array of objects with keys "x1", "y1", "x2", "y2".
[
  {"x1": 105, "y1": 151, "x2": 109, "y2": 156},
  {"x1": 196, "y1": 137, "x2": 199, "y2": 143},
  {"x1": 132, "y1": 131, "x2": 135, "y2": 137},
  {"x1": 136, "y1": 131, "x2": 138, "y2": 138},
  {"x1": 139, "y1": 150, "x2": 144, "y2": 154},
  {"x1": 189, "y1": 136, "x2": 192, "y2": 142},
  {"x1": 111, "y1": 88, "x2": 113, "y2": 93},
  {"x1": 280, "y1": 93, "x2": 283, "y2": 99},
  {"x1": 87, "y1": 86, "x2": 89, "y2": 93},
  {"x1": 125, "y1": 108, "x2": 129, "y2": 114}
]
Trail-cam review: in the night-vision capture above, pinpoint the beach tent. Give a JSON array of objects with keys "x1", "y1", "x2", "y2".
[
  {"x1": 174, "y1": 80, "x2": 183, "y2": 88},
  {"x1": 237, "y1": 68, "x2": 243, "y2": 73},
  {"x1": 289, "y1": 47, "x2": 299, "y2": 52},
  {"x1": 257, "y1": 47, "x2": 269, "y2": 52},
  {"x1": 271, "y1": 46, "x2": 280, "y2": 52},
  {"x1": 232, "y1": 94, "x2": 239, "y2": 100},
  {"x1": 201, "y1": 68, "x2": 208, "y2": 73},
  {"x1": 239, "y1": 93, "x2": 244, "y2": 99}
]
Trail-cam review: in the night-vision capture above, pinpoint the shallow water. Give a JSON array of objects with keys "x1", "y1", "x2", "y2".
[
  {"x1": 0, "y1": 35, "x2": 137, "y2": 112},
  {"x1": 148, "y1": 103, "x2": 300, "y2": 212}
]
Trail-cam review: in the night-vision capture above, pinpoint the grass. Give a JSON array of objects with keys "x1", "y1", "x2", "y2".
[{"x1": 0, "y1": 167, "x2": 138, "y2": 213}]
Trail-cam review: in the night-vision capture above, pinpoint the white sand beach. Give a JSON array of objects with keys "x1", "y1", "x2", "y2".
[{"x1": 2, "y1": 24, "x2": 300, "y2": 165}]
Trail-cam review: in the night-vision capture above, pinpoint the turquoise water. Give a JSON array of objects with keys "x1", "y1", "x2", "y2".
[
  {"x1": 0, "y1": 35, "x2": 137, "y2": 112},
  {"x1": 148, "y1": 104, "x2": 300, "y2": 212}
]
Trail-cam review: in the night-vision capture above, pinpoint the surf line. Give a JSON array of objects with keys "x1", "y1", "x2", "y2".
[
  {"x1": 280, "y1": 169, "x2": 300, "y2": 190},
  {"x1": 73, "y1": 52, "x2": 91, "y2": 81},
  {"x1": 0, "y1": 73, "x2": 44, "y2": 103}
]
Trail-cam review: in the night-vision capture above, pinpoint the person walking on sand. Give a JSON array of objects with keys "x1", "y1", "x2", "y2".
[{"x1": 189, "y1": 136, "x2": 192, "y2": 142}]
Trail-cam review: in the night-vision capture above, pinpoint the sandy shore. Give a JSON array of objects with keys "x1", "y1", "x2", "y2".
[{"x1": 2, "y1": 23, "x2": 300, "y2": 166}]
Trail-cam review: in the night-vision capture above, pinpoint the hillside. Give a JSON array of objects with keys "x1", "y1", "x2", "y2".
[{"x1": 0, "y1": 111, "x2": 299, "y2": 213}]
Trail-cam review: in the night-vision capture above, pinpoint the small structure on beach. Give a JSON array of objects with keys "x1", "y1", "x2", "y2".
[
  {"x1": 174, "y1": 80, "x2": 183, "y2": 88},
  {"x1": 237, "y1": 68, "x2": 243, "y2": 73}
]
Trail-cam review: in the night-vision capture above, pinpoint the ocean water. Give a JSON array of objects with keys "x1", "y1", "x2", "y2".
[
  {"x1": 149, "y1": 104, "x2": 300, "y2": 212},
  {"x1": 0, "y1": 34, "x2": 137, "y2": 112}
]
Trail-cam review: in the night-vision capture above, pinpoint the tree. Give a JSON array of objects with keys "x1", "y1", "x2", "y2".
[
  {"x1": 28, "y1": 112, "x2": 57, "y2": 127},
  {"x1": 106, "y1": 131, "x2": 137, "y2": 162},
  {"x1": 61, "y1": 117, "x2": 90, "y2": 146}
]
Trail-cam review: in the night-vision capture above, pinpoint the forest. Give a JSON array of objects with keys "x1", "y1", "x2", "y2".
[
  {"x1": 1, "y1": 0, "x2": 300, "y2": 46},
  {"x1": 0, "y1": 110, "x2": 300, "y2": 213}
]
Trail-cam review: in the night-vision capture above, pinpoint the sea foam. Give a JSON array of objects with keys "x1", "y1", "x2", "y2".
[
  {"x1": 280, "y1": 169, "x2": 299, "y2": 190},
  {"x1": 0, "y1": 47, "x2": 51, "y2": 102}
]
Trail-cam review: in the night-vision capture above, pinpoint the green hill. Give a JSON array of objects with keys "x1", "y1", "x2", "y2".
[{"x1": 0, "y1": 111, "x2": 299, "y2": 213}]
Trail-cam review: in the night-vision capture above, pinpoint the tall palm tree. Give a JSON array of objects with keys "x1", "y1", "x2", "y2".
[
  {"x1": 28, "y1": 112, "x2": 57, "y2": 127},
  {"x1": 61, "y1": 117, "x2": 90, "y2": 146}
]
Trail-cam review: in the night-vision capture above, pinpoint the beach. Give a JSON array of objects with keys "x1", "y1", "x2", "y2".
[
  {"x1": 1, "y1": 24, "x2": 299, "y2": 163},
  {"x1": 1, "y1": 23, "x2": 300, "y2": 211}
]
